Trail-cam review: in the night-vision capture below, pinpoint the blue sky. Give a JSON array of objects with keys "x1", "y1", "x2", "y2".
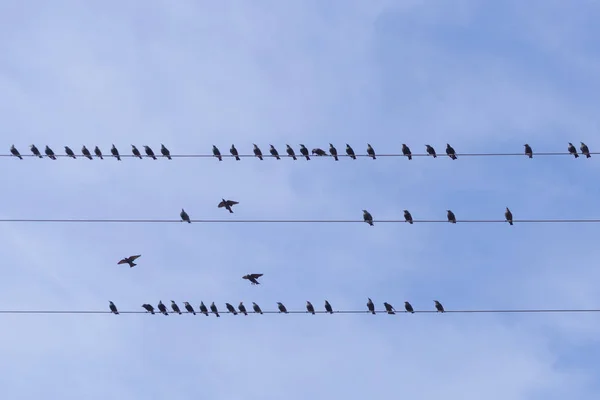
[{"x1": 1, "y1": 0, "x2": 600, "y2": 398}]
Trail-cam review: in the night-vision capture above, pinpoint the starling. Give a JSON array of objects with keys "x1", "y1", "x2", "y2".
[
  {"x1": 404, "y1": 210, "x2": 413, "y2": 224},
  {"x1": 505, "y1": 207, "x2": 513, "y2": 225},
  {"x1": 30, "y1": 145, "x2": 42, "y2": 158},
  {"x1": 144, "y1": 145, "x2": 157, "y2": 160},
  {"x1": 253, "y1": 144, "x2": 263, "y2": 160},
  {"x1": 45, "y1": 145, "x2": 56, "y2": 160},
  {"x1": 228, "y1": 145, "x2": 239, "y2": 161},
  {"x1": 238, "y1": 302, "x2": 248, "y2": 315},
  {"x1": 306, "y1": 301, "x2": 315, "y2": 315},
  {"x1": 425, "y1": 145, "x2": 437, "y2": 158},
  {"x1": 180, "y1": 208, "x2": 191, "y2": 223},
  {"x1": 109, "y1": 301, "x2": 119, "y2": 315},
  {"x1": 226, "y1": 303, "x2": 238, "y2": 315},
  {"x1": 111, "y1": 144, "x2": 121, "y2": 160},
  {"x1": 324, "y1": 300, "x2": 333, "y2": 314},
  {"x1": 446, "y1": 210, "x2": 456, "y2": 223},
  {"x1": 277, "y1": 302, "x2": 288, "y2": 313},
  {"x1": 160, "y1": 144, "x2": 172, "y2": 160},
  {"x1": 142, "y1": 304, "x2": 155, "y2": 314},
  {"x1": 524, "y1": 144, "x2": 533, "y2": 158},
  {"x1": 269, "y1": 145, "x2": 280, "y2": 160},
  {"x1": 218, "y1": 199, "x2": 239, "y2": 213},
  {"x1": 199, "y1": 301, "x2": 209, "y2": 316},
  {"x1": 82, "y1": 146, "x2": 92, "y2": 160},
  {"x1": 94, "y1": 146, "x2": 103, "y2": 159},
  {"x1": 446, "y1": 144, "x2": 457, "y2": 160},
  {"x1": 158, "y1": 301, "x2": 168, "y2": 315},
  {"x1": 367, "y1": 298, "x2": 375, "y2": 314},
  {"x1": 434, "y1": 300, "x2": 445, "y2": 313},
  {"x1": 285, "y1": 144, "x2": 297, "y2": 160},
  {"x1": 402, "y1": 144, "x2": 412, "y2": 160},
  {"x1": 346, "y1": 144, "x2": 356, "y2": 159},
  {"x1": 367, "y1": 144, "x2": 376, "y2": 159},
  {"x1": 65, "y1": 146, "x2": 76, "y2": 159},
  {"x1": 117, "y1": 254, "x2": 141, "y2": 268},
  {"x1": 568, "y1": 142, "x2": 579, "y2": 158},
  {"x1": 242, "y1": 273, "x2": 263, "y2": 285},
  {"x1": 384, "y1": 302, "x2": 395, "y2": 314},
  {"x1": 171, "y1": 301, "x2": 182, "y2": 314},
  {"x1": 299, "y1": 144, "x2": 310, "y2": 160},
  {"x1": 252, "y1": 302, "x2": 263, "y2": 314},
  {"x1": 404, "y1": 301, "x2": 414, "y2": 314},
  {"x1": 10, "y1": 145, "x2": 22, "y2": 159},
  {"x1": 363, "y1": 210, "x2": 374, "y2": 226},
  {"x1": 212, "y1": 145, "x2": 222, "y2": 161},
  {"x1": 580, "y1": 142, "x2": 591, "y2": 158},
  {"x1": 184, "y1": 302, "x2": 195, "y2": 315},
  {"x1": 210, "y1": 302, "x2": 220, "y2": 317},
  {"x1": 312, "y1": 148, "x2": 327, "y2": 156},
  {"x1": 329, "y1": 143, "x2": 338, "y2": 161},
  {"x1": 131, "y1": 145, "x2": 142, "y2": 159}
]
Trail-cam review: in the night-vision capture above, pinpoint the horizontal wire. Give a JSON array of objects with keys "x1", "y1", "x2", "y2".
[{"x1": 0, "y1": 219, "x2": 600, "y2": 223}]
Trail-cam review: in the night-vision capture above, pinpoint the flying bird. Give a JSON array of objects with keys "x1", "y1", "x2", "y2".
[
  {"x1": 269, "y1": 145, "x2": 280, "y2": 160},
  {"x1": 184, "y1": 302, "x2": 195, "y2": 315},
  {"x1": 210, "y1": 302, "x2": 220, "y2": 317},
  {"x1": 131, "y1": 145, "x2": 142, "y2": 159},
  {"x1": 252, "y1": 302, "x2": 263, "y2": 314},
  {"x1": 142, "y1": 304, "x2": 155, "y2": 314},
  {"x1": 170, "y1": 301, "x2": 182, "y2": 314},
  {"x1": 446, "y1": 144, "x2": 457, "y2": 160},
  {"x1": 367, "y1": 144, "x2": 376, "y2": 159},
  {"x1": 568, "y1": 142, "x2": 579, "y2": 158},
  {"x1": 363, "y1": 210, "x2": 374, "y2": 226},
  {"x1": 299, "y1": 144, "x2": 310, "y2": 160},
  {"x1": 111, "y1": 144, "x2": 121, "y2": 160},
  {"x1": 329, "y1": 143, "x2": 338, "y2": 160},
  {"x1": 213, "y1": 145, "x2": 223, "y2": 161},
  {"x1": 144, "y1": 145, "x2": 157, "y2": 160},
  {"x1": 580, "y1": 142, "x2": 591, "y2": 158},
  {"x1": 524, "y1": 144, "x2": 533, "y2": 158},
  {"x1": 10, "y1": 145, "x2": 22, "y2": 159},
  {"x1": 324, "y1": 300, "x2": 333, "y2": 314},
  {"x1": 243, "y1": 273, "x2": 263, "y2": 285},
  {"x1": 180, "y1": 209, "x2": 191, "y2": 223},
  {"x1": 158, "y1": 301, "x2": 168, "y2": 315},
  {"x1": 228, "y1": 145, "x2": 239, "y2": 161},
  {"x1": 45, "y1": 146, "x2": 56, "y2": 160},
  {"x1": 277, "y1": 302, "x2": 288, "y2": 313},
  {"x1": 306, "y1": 301, "x2": 315, "y2": 315},
  {"x1": 434, "y1": 300, "x2": 445, "y2": 313},
  {"x1": 82, "y1": 146, "x2": 92, "y2": 160},
  {"x1": 404, "y1": 210, "x2": 413, "y2": 224},
  {"x1": 253, "y1": 144, "x2": 263, "y2": 160},
  {"x1": 160, "y1": 144, "x2": 172, "y2": 160},
  {"x1": 286, "y1": 144, "x2": 297, "y2": 160},
  {"x1": 94, "y1": 146, "x2": 103, "y2": 159},
  {"x1": 30, "y1": 145, "x2": 42, "y2": 158},
  {"x1": 367, "y1": 298, "x2": 375, "y2": 314},
  {"x1": 402, "y1": 144, "x2": 412, "y2": 160},
  {"x1": 346, "y1": 144, "x2": 356, "y2": 159},
  {"x1": 218, "y1": 199, "x2": 239, "y2": 213},
  {"x1": 425, "y1": 145, "x2": 437, "y2": 158},
  {"x1": 199, "y1": 301, "x2": 209, "y2": 316},
  {"x1": 65, "y1": 146, "x2": 76, "y2": 159},
  {"x1": 404, "y1": 301, "x2": 414, "y2": 314},
  {"x1": 238, "y1": 302, "x2": 248, "y2": 315},
  {"x1": 383, "y1": 302, "x2": 395, "y2": 314},
  {"x1": 312, "y1": 148, "x2": 327, "y2": 156},
  {"x1": 226, "y1": 303, "x2": 238, "y2": 315},
  {"x1": 117, "y1": 254, "x2": 141, "y2": 268},
  {"x1": 446, "y1": 210, "x2": 456, "y2": 223},
  {"x1": 109, "y1": 301, "x2": 119, "y2": 315},
  {"x1": 505, "y1": 207, "x2": 513, "y2": 225}
]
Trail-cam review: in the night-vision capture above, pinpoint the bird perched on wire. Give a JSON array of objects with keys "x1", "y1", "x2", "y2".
[
  {"x1": 213, "y1": 145, "x2": 223, "y2": 161},
  {"x1": 65, "y1": 146, "x2": 76, "y2": 159},
  {"x1": 580, "y1": 142, "x2": 591, "y2": 158},
  {"x1": 158, "y1": 301, "x2": 168, "y2": 315},
  {"x1": 269, "y1": 145, "x2": 280, "y2": 160},
  {"x1": 404, "y1": 210, "x2": 413, "y2": 224},
  {"x1": 402, "y1": 144, "x2": 412, "y2": 160},
  {"x1": 434, "y1": 300, "x2": 445, "y2": 313},
  {"x1": 363, "y1": 210, "x2": 374, "y2": 226},
  {"x1": 524, "y1": 144, "x2": 533, "y2": 158},
  {"x1": 180, "y1": 209, "x2": 191, "y2": 223},
  {"x1": 170, "y1": 301, "x2": 181, "y2": 314},
  {"x1": 285, "y1": 145, "x2": 297, "y2": 160},
  {"x1": 312, "y1": 148, "x2": 327, "y2": 156},
  {"x1": 45, "y1": 145, "x2": 56, "y2": 160},
  {"x1": 210, "y1": 302, "x2": 220, "y2": 317},
  {"x1": 346, "y1": 144, "x2": 356, "y2": 159},
  {"x1": 425, "y1": 145, "x2": 437, "y2": 158},
  {"x1": 238, "y1": 302, "x2": 248, "y2": 315},
  {"x1": 117, "y1": 254, "x2": 141, "y2": 268},
  {"x1": 30, "y1": 145, "x2": 42, "y2": 158},
  {"x1": 183, "y1": 302, "x2": 195, "y2": 315},
  {"x1": 160, "y1": 144, "x2": 172, "y2": 160},
  {"x1": 324, "y1": 300, "x2": 333, "y2": 314},
  {"x1": 299, "y1": 144, "x2": 310, "y2": 160},
  {"x1": 226, "y1": 303, "x2": 238, "y2": 315},
  {"x1": 242, "y1": 273, "x2": 263, "y2": 285},
  {"x1": 367, "y1": 298, "x2": 375, "y2": 314},
  {"x1": 228, "y1": 145, "x2": 239, "y2": 161},
  {"x1": 329, "y1": 143, "x2": 338, "y2": 160},
  {"x1": 568, "y1": 142, "x2": 578, "y2": 158},
  {"x1": 277, "y1": 302, "x2": 288, "y2": 313},
  {"x1": 144, "y1": 145, "x2": 156, "y2": 160},
  {"x1": 131, "y1": 145, "x2": 142, "y2": 159},
  {"x1": 109, "y1": 301, "x2": 119, "y2": 315},
  {"x1": 82, "y1": 146, "x2": 92, "y2": 160},
  {"x1": 111, "y1": 144, "x2": 121, "y2": 160},
  {"x1": 384, "y1": 302, "x2": 395, "y2": 314},
  {"x1": 199, "y1": 301, "x2": 209, "y2": 316},
  {"x1": 142, "y1": 304, "x2": 155, "y2": 314},
  {"x1": 306, "y1": 301, "x2": 315, "y2": 315},
  {"x1": 446, "y1": 144, "x2": 457, "y2": 160},
  {"x1": 367, "y1": 144, "x2": 376, "y2": 159},
  {"x1": 505, "y1": 207, "x2": 513, "y2": 225},
  {"x1": 252, "y1": 302, "x2": 263, "y2": 314},
  {"x1": 10, "y1": 145, "x2": 22, "y2": 159},
  {"x1": 253, "y1": 144, "x2": 263, "y2": 160},
  {"x1": 218, "y1": 199, "x2": 239, "y2": 213},
  {"x1": 404, "y1": 301, "x2": 414, "y2": 313},
  {"x1": 446, "y1": 210, "x2": 456, "y2": 223},
  {"x1": 94, "y1": 146, "x2": 103, "y2": 159}
]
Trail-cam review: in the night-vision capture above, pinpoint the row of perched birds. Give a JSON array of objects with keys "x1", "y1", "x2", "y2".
[
  {"x1": 8, "y1": 142, "x2": 594, "y2": 160},
  {"x1": 107, "y1": 299, "x2": 447, "y2": 316},
  {"x1": 363, "y1": 207, "x2": 516, "y2": 225}
]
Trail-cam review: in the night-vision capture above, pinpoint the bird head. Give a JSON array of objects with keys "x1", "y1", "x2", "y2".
[
  {"x1": 447, "y1": 210, "x2": 451, "y2": 212},
  {"x1": 30, "y1": 145, "x2": 34, "y2": 148},
  {"x1": 183, "y1": 302, "x2": 189, "y2": 305},
  {"x1": 161, "y1": 144, "x2": 165, "y2": 147},
  {"x1": 112, "y1": 144, "x2": 115, "y2": 147},
  {"x1": 239, "y1": 301, "x2": 244, "y2": 305},
  {"x1": 159, "y1": 300, "x2": 163, "y2": 304},
  {"x1": 213, "y1": 145, "x2": 217, "y2": 148},
  {"x1": 581, "y1": 141, "x2": 585, "y2": 145},
  {"x1": 368, "y1": 298, "x2": 372, "y2": 302},
  {"x1": 403, "y1": 210, "x2": 409, "y2": 213},
  {"x1": 171, "y1": 300, "x2": 175, "y2": 303},
  {"x1": 277, "y1": 302, "x2": 283, "y2": 305},
  {"x1": 524, "y1": 144, "x2": 528, "y2": 147},
  {"x1": 402, "y1": 144, "x2": 406, "y2": 146},
  {"x1": 200, "y1": 301, "x2": 205, "y2": 306},
  {"x1": 270, "y1": 144, "x2": 274, "y2": 148},
  {"x1": 346, "y1": 144, "x2": 350, "y2": 147},
  {"x1": 306, "y1": 301, "x2": 310, "y2": 304},
  {"x1": 568, "y1": 142, "x2": 573, "y2": 145},
  {"x1": 131, "y1": 145, "x2": 135, "y2": 148},
  {"x1": 300, "y1": 144, "x2": 305, "y2": 147},
  {"x1": 434, "y1": 300, "x2": 439, "y2": 304},
  {"x1": 404, "y1": 301, "x2": 410, "y2": 304},
  {"x1": 143, "y1": 145, "x2": 149, "y2": 149},
  {"x1": 211, "y1": 302, "x2": 215, "y2": 306},
  {"x1": 109, "y1": 301, "x2": 114, "y2": 305},
  {"x1": 447, "y1": 143, "x2": 450, "y2": 146}
]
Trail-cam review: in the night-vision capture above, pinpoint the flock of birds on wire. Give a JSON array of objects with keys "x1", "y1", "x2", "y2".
[
  {"x1": 6, "y1": 142, "x2": 596, "y2": 160},
  {"x1": 106, "y1": 299, "x2": 447, "y2": 316}
]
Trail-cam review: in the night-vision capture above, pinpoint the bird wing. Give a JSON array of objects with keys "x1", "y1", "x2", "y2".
[
  {"x1": 117, "y1": 259, "x2": 128, "y2": 264},
  {"x1": 218, "y1": 201, "x2": 226, "y2": 208},
  {"x1": 249, "y1": 273, "x2": 263, "y2": 279},
  {"x1": 129, "y1": 255, "x2": 141, "y2": 261},
  {"x1": 226, "y1": 200, "x2": 239, "y2": 206}
]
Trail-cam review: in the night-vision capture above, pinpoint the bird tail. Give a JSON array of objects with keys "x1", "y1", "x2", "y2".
[
  {"x1": 86, "y1": 155, "x2": 92, "y2": 160},
  {"x1": 509, "y1": 221, "x2": 513, "y2": 225},
  {"x1": 216, "y1": 313, "x2": 220, "y2": 317},
  {"x1": 290, "y1": 155, "x2": 296, "y2": 160},
  {"x1": 333, "y1": 156, "x2": 338, "y2": 161},
  {"x1": 369, "y1": 221, "x2": 374, "y2": 226},
  {"x1": 587, "y1": 154, "x2": 591, "y2": 158},
  {"x1": 192, "y1": 312, "x2": 196, "y2": 315},
  {"x1": 574, "y1": 153, "x2": 579, "y2": 158},
  {"x1": 528, "y1": 154, "x2": 532, "y2": 159},
  {"x1": 18, "y1": 156, "x2": 22, "y2": 160},
  {"x1": 235, "y1": 156, "x2": 239, "y2": 161},
  {"x1": 130, "y1": 262, "x2": 136, "y2": 268},
  {"x1": 305, "y1": 156, "x2": 310, "y2": 160},
  {"x1": 229, "y1": 209, "x2": 233, "y2": 213},
  {"x1": 372, "y1": 156, "x2": 376, "y2": 159},
  {"x1": 258, "y1": 156, "x2": 263, "y2": 160},
  {"x1": 407, "y1": 155, "x2": 412, "y2": 160},
  {"x1": 433, "y1": 154, "x2": 437, "y2": 158},
  {"x1": 218, "y1": 156, "x2": 222, "y2": 161},
  {"x1": 187, "y1": 220, "x2": 191, "y2": 223},
  {"x1": 152, "y1": 156, "x2": 156, "y2": 160},
  {"x1": 409, "y1": 220, "x2": 413, "y2": 224},
  {"x1": 167, "y1": 156, "x2": 172, "y2": 160},
  {"x1": 371, "y1": 310, "x2": 375, "y2": 315},
  {"x1": 150, "y1": 311, "x2": 155, "y2": 314}
]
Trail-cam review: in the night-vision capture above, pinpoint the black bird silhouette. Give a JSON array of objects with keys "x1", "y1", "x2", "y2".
[
  {"x1": 312, "y1": 148, "x2": 327, "y2": 156},
  {"x1": 367, "y1": 298, "x2": 375, "y2": 314},
  {"x1": 286, "y1": 145, "x2": 297, "y2": 160},
  {"x1": 171, "y1": 301, "x2": 182, "y2": 314},
  {"x1": 210, "y1": 302, "x2": 220, "y2": 317},
  {"x1": 229, "y1": 145, "x2": 239, "y2": 161},
  {"x1": 299, "y1": 144, "x2": 310, "y2": 160},
  {"x1": 10, "y1": 145, "x2": 22, "y2": 159},
  {"x1": 226, "y1": 303, "x2": 238, "y2": 315},
  {"x1": 30, "y1": 145, "x2": 42, "y2": 158},
  {"x1": 111, "y1": 144, "x2": 121, "y2": 160},
  {"x1": 269, "y1": 145, "x2": 280, "y2": 160},
  {"x1": 109, "y1": 301, "x2": 119, "y2": 315},
  {"x1": 434, "y1": 300, "x2": 445, "y2": 313},
  {"x1": 243, "y1": 273, "x2": 263, "y2": 285},
  {"x1": 402, "y1": 144, "x2": 412, "y2": 160},
  {"x1": 277, "y1": 302, "x2": 288, "y2": 313},
  {"x1": 524, "y1": 144, "x2": 533, "y2": 158},
  {"x1": 505, "y1": 207, "x2": 513, "y2": 225},
  {"x1": 404, "y1": 210, "x2": 413, "y2": 224},
  {"x1": 568, "y1": 142, "x2": 579, "y2": 158},
  {"x1": 363, "y1": 210, "x2": 374, "y2": 226},
  {"x1": 82, "y1": 146, "x2": 92, "y2": 160},
  {"x1": 446, "y1": 144, "x2": 457, "y2": 160},
  {"x1": 160, "y1": 144, "x2": 172, "y2": 160},
  {"x1": 218, "y1": 199, "x2": 239, "y2": 213},
  {"x1": 384, "y1": 302, "x2": 395, "y2": 314},
  {"x1": 45, "y1": 146, "x2": 56, "y2": 160},
  {"x1": 184, "y1": 302, "x2": 195, "y2": 315},
  {"x1": 306, "y1": 301, "x2": 315, "y2": 315},
  {"x1": 131, "y1": 145, "x2": 142, "y2": 159},
  {"x1": 252, "y1": 302, "x2": 263, "y2": 314},
  {"x1": 117, "y1": 254, "x2": 141, "y2": 268},
  {"x1": 65, "y1": 146, "x2": 76, "y2": 159},
  {"x1": 253, "y1": 144, "x2": 263, "y2": 160},
  {"x1": 94, "y1": 146, "x2": 103, "y2": 159},
  {"x1": 367, "y1": 144, "x2": 376, "y2": 159},
  {"x1": 238, "y1": 302, "x2": 248, "y2": 315},
  {"x1": 324, "y1": 300, "x2": 333, "y2": 314},
  {"x1": 213, "y1": 145, "x2": 222, "y2": 161},
  {"x1": 144, "y1": 145, "x2": 157, "y2": 160},
  {"x1": 180, "y1": 208, "x2": 191, "y2": 223},
  {"x1": 158, "y1": 301, "x2": 168, "y2": 315},
  {"x1": 142, "y1": 304, "x2": 155, "y2": 314},
  {"x1": 425, "y1": 145, "x2": 437, "y2": 158},
  {"x1": 329, "y1": 143, "x2": 338, "y2": 161},
  {"x1": 447, "y1": 210, "x2": 456, "y2": 223},
  {"x1": 580, "y1": 142, "x2": 591, "y2": 158},
  {"x1": 346, "y1": 144, "x2": 356, "y2": 159},
  {"x1": 199, "y1": 301, "x2": 209, "y2": 316},
  {"x1": 404, "y1": 301, "x2": 415, "y2": 314}
]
